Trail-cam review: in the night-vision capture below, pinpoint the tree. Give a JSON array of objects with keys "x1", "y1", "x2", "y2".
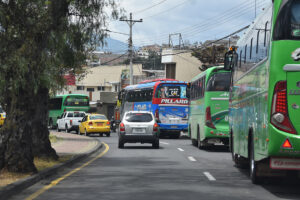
[
  {"x1": 0, "y1": 0, "x2": 119, "y2": 173},
  {"x1": 192, "y1": 45, "x2": 227, "y2": 71}
]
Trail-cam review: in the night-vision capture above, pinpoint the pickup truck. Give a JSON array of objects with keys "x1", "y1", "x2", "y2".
[{"x1": 57, "y1": 111, "x2": 86, "y2": 134}]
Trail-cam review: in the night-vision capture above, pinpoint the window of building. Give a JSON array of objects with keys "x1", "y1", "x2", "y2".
[
  {"x1": 97, "y1": 86, "x2": 105, "y2": 91},
  {"x1": 87, "y1": 88, "x2": 95, "y2": 92},
  {"x1": 77, "y1": 86, "x2": 84, "y2": 90}
]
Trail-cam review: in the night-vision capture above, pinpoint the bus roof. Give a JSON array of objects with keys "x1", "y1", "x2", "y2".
[
  {"x1": 54, "y1": 94, "x2": 89, "y2": 98},
  {"x1": 124, "y1": 80, "x2": 187, "y2": 91},
  {"x1": 190, "y1": 66, "x2": 225, "y2": 82}
]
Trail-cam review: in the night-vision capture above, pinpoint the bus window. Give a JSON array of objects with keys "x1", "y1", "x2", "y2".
[
  {"x1": 64, "y1": 97, "x2": 89, "y2": 106},
  {"x1": 49, "y1": 98, "x2": 63, "y2": 110},
  {"x1": 274, "y1": 0, "x2": 300, "y2": 40},
  {"x1": 206, "y1": 73, "x2": 231, "y2": 92}
]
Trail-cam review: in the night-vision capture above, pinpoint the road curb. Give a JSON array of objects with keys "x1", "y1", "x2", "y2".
[{"x1": 0, "y1": 138, "x2": 103, "y2": 200}]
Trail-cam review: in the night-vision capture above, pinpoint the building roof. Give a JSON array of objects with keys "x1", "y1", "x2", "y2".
[{"x1": 77, "y1": 64, "x2": 143, "y2": 86}]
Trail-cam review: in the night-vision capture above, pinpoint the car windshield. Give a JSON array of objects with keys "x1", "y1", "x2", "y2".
[
  {"x1": 89, "y1": 115, "x2": 107, "y2": 120},
  {"x1": 125, "y1": 113, "x2": 153, "y2": 122}
]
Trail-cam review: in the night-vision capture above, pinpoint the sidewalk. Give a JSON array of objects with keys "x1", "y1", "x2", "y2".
[
  {"x1": 0, "y1": 131, "x2": 102, "y2": 200},
  {"x1": 51, "y1": 131, "x2": 99, "y2": 155}
]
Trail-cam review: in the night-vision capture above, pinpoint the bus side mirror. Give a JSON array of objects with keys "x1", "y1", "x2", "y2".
[{"x1": 224, "y1": 51, "x2": 238, "y2": 71}]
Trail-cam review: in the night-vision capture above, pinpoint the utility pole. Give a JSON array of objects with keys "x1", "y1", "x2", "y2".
[{"x1": 120, "y1": 13, "x2": 143, "y2": 85}]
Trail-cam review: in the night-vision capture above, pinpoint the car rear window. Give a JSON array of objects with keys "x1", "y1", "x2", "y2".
[
  {"x1": 125, "y1": 113, "x2": 153, "y2": 122},
  {"x1": 89, "y1": 115, "x2": 107, "y2": 120},
  {"x1": 74, "y1": 112, "x2": 85, "y2": 117},
  {"x1": 67, "y1": 113, "x2": 74, "y2": 117}
]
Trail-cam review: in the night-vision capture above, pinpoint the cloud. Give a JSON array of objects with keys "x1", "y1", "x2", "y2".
[{"x1": 108, "y1": 0, "x2": 270, "y2": 46}]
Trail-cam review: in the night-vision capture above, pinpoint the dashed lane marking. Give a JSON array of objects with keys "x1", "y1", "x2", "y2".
[
  {"x1": 203, "y1": 172, "x2": 216, "y2": 181},
  {"x1": 188, "y1": 156, "x2": 196, "y2": 162},
  {"x1": 159, "y1": 142, "x2": 169, "y2": 145},
  {"x1": 177, "y1": 148, "x2": 184, "y2": 152}
]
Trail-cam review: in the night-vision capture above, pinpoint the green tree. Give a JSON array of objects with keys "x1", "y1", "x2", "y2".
[{"x1": 0, "y1": 0, "x2": 119, "y2": 173}]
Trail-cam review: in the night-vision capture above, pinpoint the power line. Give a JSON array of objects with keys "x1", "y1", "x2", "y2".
[
  {"x1": 131, "y1": 0, "x2": 268, "y2": 45},
  {"x1": 134, "y1": 0, "x2": 168, "y2": 14},
  {"x1": 134, "y1": 1, "x2": 268, "y2": 46}
]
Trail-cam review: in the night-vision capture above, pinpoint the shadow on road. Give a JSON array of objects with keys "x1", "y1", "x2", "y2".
[{"x1": 121, "y1": 146, "x2": 164, "y2": 150}]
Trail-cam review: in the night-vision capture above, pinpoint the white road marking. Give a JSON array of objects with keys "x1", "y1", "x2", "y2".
[
  {"x1": 159, "y1": 142, "x2": 169, "y2": 145},
  {"x1": 188, "y1": 156, "x2": 196, "y2": 162},
  {"x1": 203, "y1": 172, "x2": 216, "y2": 181},
  {"x1": 177, "y1": 148, "x2": 184, "y2": 152}
]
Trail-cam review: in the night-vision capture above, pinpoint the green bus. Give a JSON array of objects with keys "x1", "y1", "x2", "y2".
[
  {"x1": 188, "y1": 66, "x2": 231, "y2": 149},
  {"x1": 48, "y1": 94, "x2": 90, "y2": 128},
  {"x1": 225, "y1": 0, "x2": 300, "y2": 183}
]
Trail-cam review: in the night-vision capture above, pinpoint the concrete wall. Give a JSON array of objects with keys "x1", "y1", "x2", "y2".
[{"x1": 162, "y1": 49, "x2": 202, "y2": 82}]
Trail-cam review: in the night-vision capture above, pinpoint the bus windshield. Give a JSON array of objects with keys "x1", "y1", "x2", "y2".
[
  {"x1": 273, "y1": 0, "x2": 300, "y2": 40},
  {"x1": 206, "y1": 73, "x2": 231, "y2": 92},
  {"x1": 64, "y1": 96, "x2": 89, "y2": 106},
  {"x1": 155, "y1": 85, "x2": 187, "y2": 98}
]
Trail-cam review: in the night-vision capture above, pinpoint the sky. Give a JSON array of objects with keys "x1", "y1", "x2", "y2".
[{"x1": 106, "y1": 0, "x2": 271, "y2": 49}]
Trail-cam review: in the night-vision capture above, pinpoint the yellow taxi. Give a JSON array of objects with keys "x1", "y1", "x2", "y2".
[
  {"x1": 79, "y1": 114, "x2": 111, "y2": 137},
  {"x1": 0, "y1": 112, "x2": 6, "y2": 127}
]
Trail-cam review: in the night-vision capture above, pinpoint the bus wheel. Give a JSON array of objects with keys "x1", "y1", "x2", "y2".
[
  {"x1": 197, "y1": 126, "x2": 205, "y2": 149},
  {"x1": 249, "y1": 139, "x2": 261, "y2": 184}
]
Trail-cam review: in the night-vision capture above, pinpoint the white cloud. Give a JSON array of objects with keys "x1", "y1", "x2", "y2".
[{"x1": 108, "y1": 0, "x2": 271, "y2": 46}]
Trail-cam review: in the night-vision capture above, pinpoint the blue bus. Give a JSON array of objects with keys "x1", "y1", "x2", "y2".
[{"x1": 119, "y1": 79, "x2": 189, "y2": 138}]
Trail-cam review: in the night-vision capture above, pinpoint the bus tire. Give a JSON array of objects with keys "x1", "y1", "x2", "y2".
[
  {"x1": 249, "y1": 137, "x2": 261, "y2": 184},
  {"x1": 197, "y1": 125, "x2": 204, "y2": 149}
]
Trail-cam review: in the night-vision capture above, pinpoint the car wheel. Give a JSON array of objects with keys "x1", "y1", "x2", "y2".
[
  {"x1": 85, "y1": 129, "x2": 89, "y2": 137},
  {"x1": 57, "y1": 125, "x2": 61, "y2": 132},
  {"x1": 118, "y1": 139, "x2": 124, "y2": 149},
  {"x1": 106, "y1": 133, "x2": 110, "y2": 137},
  {"x1": 100, "y1": 133, "x2": 103, "y2": 137},
  {"x1": 65, "y1": 125, "x2": 69, "y2": 133},
  {"x1": 152, "y1": 139, "x2": 159, "y2": 149}
]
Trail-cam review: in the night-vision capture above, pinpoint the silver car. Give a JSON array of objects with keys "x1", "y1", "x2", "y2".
[{"x1": 118, "y1": 111, "x2": 160, "y2": 149}]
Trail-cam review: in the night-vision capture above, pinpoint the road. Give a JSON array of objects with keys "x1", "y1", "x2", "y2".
[{"x1": 10, "y1": 132, "x2": 300, "y2": 200}]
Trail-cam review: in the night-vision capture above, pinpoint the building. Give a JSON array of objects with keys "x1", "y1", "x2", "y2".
[
  {"x1": 59, "y1": 64, "x2": 143, "y2": 119},
  {"x1": 161, "y1": 49, "x2": 202, "y2": 82}
]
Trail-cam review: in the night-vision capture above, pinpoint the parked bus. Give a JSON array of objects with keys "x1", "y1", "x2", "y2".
[
  {"x1": 119, "y1": 79, "x2": 189, "y2": 138},
  {"x1": 48, "y1": 94, "x2": 90, "y2": 128},
  {"x1": 224, "y1": 0, "x2": 300, "y2": 183},
  {"x1": 188, "y1": 66, "x2": 231, "y2": 149}
]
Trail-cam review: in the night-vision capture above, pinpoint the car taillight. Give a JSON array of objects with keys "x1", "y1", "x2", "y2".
[
  {"x1": 153, "y1": 123, "x2": 159, "y2": 132},
  {"x1": 271, "y1": 81, "x2": 296, "y2": 134},
  {"x1": 70, "y1": 120, "x2": 73, "y2": 126},
  {"x1": 155, "y1": 109, "x2": 159, "y2": 120},
  {"x1": 120, "y1": 123, "x2": 125, "y2": 132},
  {"x1": 107, "y1": 121, "x2": 110, "y2": 125},
  {"x1": 205, "y1": 107, "x2": 216, "y2": 129},
  {"x1": 64, "y1": 109, "x2": 66, "y2": 112},
  {"x1": 88, "y1": 122, "x2": 93, "y2": 126}
]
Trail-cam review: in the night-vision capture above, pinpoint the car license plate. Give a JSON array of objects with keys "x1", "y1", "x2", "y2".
[
  {"x1": 133, "y1": 128, "x2": 146, "y2": 134},
  {"x1": 171, "y1": 126, "x2": 178, "y2": 128},
  {"x1": 96, "y1": 123, "x2": 103, "y2": 127}
]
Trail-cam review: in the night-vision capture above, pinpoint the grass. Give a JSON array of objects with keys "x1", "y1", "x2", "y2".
[{"x1": 0, "y1": 135, "x2": 71, "y2": 188}]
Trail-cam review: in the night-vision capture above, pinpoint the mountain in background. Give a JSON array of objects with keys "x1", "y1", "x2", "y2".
[{"x1": 97, "y1": 38, "x2": 132, "y2": 54}]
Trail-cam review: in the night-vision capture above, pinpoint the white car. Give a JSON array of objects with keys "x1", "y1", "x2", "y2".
[
  {"x1": 118, "y1": 111, "x2": 160, "y2": 149},
  {"x1": 57, "y1": 111, "x2": 85, "y2": 134}
]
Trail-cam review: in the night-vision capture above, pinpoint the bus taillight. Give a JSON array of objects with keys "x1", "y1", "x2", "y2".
[
  {"x1": 205, "y1": 107, "x2": 216, "y2": 129},
  {"x1": 271, "y1": 81, "x2": 297, "y2": 134}
]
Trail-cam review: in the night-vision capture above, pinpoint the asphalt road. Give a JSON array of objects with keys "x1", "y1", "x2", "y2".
[{"x1": 9, "y1": 132, "x2": 300, "y2": 200}]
